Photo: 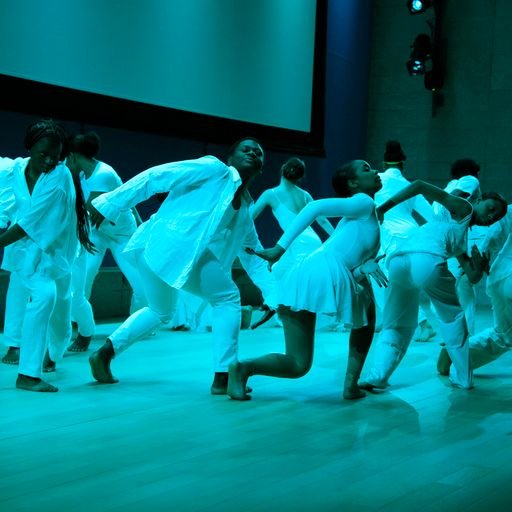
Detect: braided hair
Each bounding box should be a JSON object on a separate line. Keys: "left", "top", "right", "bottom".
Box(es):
{"left": 25, "top": 120, "right": 94, "bottom": 253}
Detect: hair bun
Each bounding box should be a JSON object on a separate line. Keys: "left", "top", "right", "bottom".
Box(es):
{"left": 282, "top": 157, "right": 305, "bottom": 182}
{"left": 384, "top": 140, "right": 406, "bottom": 163}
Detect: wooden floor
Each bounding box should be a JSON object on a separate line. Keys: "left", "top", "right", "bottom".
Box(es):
{"left": 1, "top": 308, "right": 512, "bottom": 512}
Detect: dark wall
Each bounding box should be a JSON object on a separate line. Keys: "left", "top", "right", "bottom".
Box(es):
{"left": 0, "top": 1, "right": 372, "bottom": 255}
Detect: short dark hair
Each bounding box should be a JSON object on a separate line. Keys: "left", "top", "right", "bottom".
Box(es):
{"left": 68, "top": 131, "right": 101, "bottom": 159}
{"left": 451, "top": 158, "right": 480, "bottom": 179}
{"left": 481, "top": 191, "right": 508, "bottom": 220}
{"left": 227, "top": 136, "right": 263, "bottom": 158}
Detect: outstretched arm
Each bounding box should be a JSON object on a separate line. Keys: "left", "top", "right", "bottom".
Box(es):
{"left": 248, "top": 195, "right": 374, "bottom": 265}
{"left": 378, "top": 180, "right": 472, "bottom": 221}
{"left": 252, "top": 190, "right": 272, "bottom": 220}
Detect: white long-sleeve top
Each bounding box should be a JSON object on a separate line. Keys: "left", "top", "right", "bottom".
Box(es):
{"left": 278, "top": 194, "right": 380, "bottom": 270}
{"left": 0, "top": 157, "right": 78, "bottom": 278}
{"left": 374, "top": 167, "right": 433, "bottom": 255}
{"left": 481, "top": 205, "right": 512, "bottom": 287}
{"left": 92, "top": 156, "right": 277, "bottom": 306}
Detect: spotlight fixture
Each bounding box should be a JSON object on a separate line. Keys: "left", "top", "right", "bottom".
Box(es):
{"left": 406, "top": 33, "right": 432, "bottom": 76}
{"left": 407, "top": 0, "right": 432, "bottom": 15}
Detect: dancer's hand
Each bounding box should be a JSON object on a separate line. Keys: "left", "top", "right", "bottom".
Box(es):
{"left": 245, "top": 245, "right": 285, "bottom": 267}
{"left": 250, "top": 305, "right": 276, "bottom": 330}
{"left": 89, "top": 205, "right": 106, "bottom": 228}
{"left": 471, "top": 245, "right": 491, "bottom": 274}
{"left": 358, "top": 254, "right": 388, "bottom": 287}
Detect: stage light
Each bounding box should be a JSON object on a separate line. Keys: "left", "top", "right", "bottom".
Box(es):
{"left": 406, "top": 34, "right": 432, "bottom": 76}
{"left": 407, "top": 0, "right": 432, "bottom": 15}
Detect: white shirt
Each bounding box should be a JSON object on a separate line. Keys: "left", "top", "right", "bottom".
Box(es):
{"left": 374, "top": 167, "right": 433, "bottom": 255}
{"left": 393, "top": 206, "right": 473, "bottom": 261}
{"left": 80, "top": 161, "right": 137, "bottom": 239}
{"left": 92, "top": 156, "right": 277, "bottom": 306}
{"left": 482, "top": 205, "right": 512, "bottom": 287}
{"left": 0, "top": 157, "right": 78, "bottom": 278}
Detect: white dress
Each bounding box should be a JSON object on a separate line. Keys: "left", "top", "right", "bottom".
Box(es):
{"left": 277, "top": 194, "right": 380, "bottom": 328}
{"left": 270, "top": 190, "right": 322, "bottom": 279}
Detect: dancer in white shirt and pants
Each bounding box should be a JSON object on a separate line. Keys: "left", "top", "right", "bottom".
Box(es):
{"left": 437, "top": 204, "right": 512, "bottom": 373}
{"left": 0, "top": 120, "right": 94, "bottom": 391}
{"left": 65, "top": 132, "right": 143, "bottom": 352}
{"left": 360, "top": 181, "right": 507, "bottom": 391}
{"left": 88, "top": 138, "right": 276, "bottom": 394}
{"left": 373, "top": 141, "right": 434, "bottom": 340}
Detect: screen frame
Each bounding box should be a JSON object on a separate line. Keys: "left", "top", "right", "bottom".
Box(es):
{"left": 0, "top": 1, "right": 327, "bottom": 155}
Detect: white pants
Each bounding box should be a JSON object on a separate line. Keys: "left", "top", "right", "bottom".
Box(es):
{"left": 110, "top": 249, "right": 241, "bottom": 372}
{"left": 71, "top": 230, "right": 146, "bottom": 337}
{"left": 2, "top": 272, "right": 26, "bottom": 348}
{"left": 364, "top": 253, "right": 472, "bottom": 388}
{"left": 448, "top": 257, "right": 477, "bottom": 335}
{"left": 10, "top": 271, "right": 72, "bottom": 378}
{"left": 469, "top": 275, "right": 512, "bottom": 369}
{"left": 373, "top": 257, "right": 434, "bottom": 327}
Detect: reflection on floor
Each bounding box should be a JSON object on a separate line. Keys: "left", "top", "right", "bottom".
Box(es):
{"left": 1, "top": 306, "right": 511, "bottom": 512}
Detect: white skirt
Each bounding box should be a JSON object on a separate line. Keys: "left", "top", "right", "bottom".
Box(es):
{"left": 277, "top": 247, "right": 372, "bottom": 329}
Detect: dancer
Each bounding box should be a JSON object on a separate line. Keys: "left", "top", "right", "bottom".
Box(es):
{"left": 437, "top": 204, "right": 512, "bottom": 374}
{"left": 228, "top": 160, "right": 387, "bottom": 401}
{"left": 433, "top": 158, "right": 483, "bottom": 336}
{"left": 65, "top": 131, "right": 144, "bottom": 352}
{"left": 252, "top": 157, "right": 334, "bottom": 329}
{"left": 373, "top": 141, "right": 435, "bottom": 341}
{"left": 87, "top": 138, "right": 277, "bottom": 394}
{"left": 0, "top": 119, "right": 93, "bottom": 391}
{"left": 360, "top": 180, "right": 507, "bottom": 391}
{"left": 252, "top": 156, "right": 334, "bottom": 273}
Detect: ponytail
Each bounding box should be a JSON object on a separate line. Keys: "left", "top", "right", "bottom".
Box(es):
{"left": 71, "top": 173, "right": 95, "bottom": 253}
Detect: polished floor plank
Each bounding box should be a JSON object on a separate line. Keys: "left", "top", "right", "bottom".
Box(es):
{"left": 1, "top": 308, "right": 512, "bottom": 512}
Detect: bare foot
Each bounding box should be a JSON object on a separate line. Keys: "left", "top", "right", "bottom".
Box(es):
{"left": 42, "top": 351, "right": 56, "bottom": 373}
{"left": 2, "top": 347, "right": 20, "bottom": 365}
{"left": 227, "top": 363, "right": 251, "bottom": 400}
{"left": 343, "top": 374, "right": 367, "bottom": 399}
{"left": 343, "top": 386, "right": 367, "bottom": 400}
{"left": 68, "top": 334, "right": 92, "bottom": 353}
{"left": 358, "top": 380, "right": 388, "bottom": 392}
{"left": 437, "top": 348, "right": 451, "bottom": 376}
{"left": 415, "top": 321, "right": 436, "bottom": 342}
{"left": 16, "top": 374, "right": 58, "bottom": 392}
{"left": 89, "top": 340, "right": 118, "bottom": 383}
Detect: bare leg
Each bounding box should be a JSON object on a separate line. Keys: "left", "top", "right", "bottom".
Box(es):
{"left": 344, "top": 302, "right": 376, "bottom": 400}
{"left": 228, "top": 307, "right": 316, "bottom": 400}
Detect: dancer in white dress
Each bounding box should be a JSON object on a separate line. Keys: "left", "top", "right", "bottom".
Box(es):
{"left": 87, "top": 138, "right": 277, "bottom": 394}
{"left": 252, "top": 157, "right": 334, "bottom": 278}
{"left": 360, "top": 181, "right": 507, "bottom": 391}
{"left": 65, "top": 132, "right": 143, "bottom": 352}
{"left": 437, "top": 204, "right": 512, "bottom": 374}
{"left": 0, "top": 120, "right": 93, "bottom": 391}
{"left": 228, "top": 160, "right": 388, "bottom": 401}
